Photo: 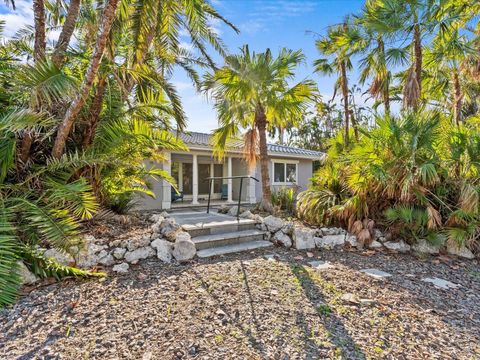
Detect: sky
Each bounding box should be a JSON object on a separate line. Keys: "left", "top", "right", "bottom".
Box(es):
{"left": 0, "top": 0, "right": 367, "bottom": 133}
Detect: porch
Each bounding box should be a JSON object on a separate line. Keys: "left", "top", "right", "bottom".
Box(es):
{"left": 145, "top": 151, "right": 258, "bottom": 210}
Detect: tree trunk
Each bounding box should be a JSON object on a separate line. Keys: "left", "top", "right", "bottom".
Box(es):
{"left": 413, "top": 22, "right": 422, "bottom": 106}
{"left": 340, "top": 60, "right": 350, "bottom": 146}
{"left": 349, "top": 110, "right": 359, "bottom": 140}
{"left": 33, "top": 0, "right": 46, "bottom": 62}
{"left": 19, "top": 0, "right": 46, "bottom": 164}
{"left": 453, "top": 69, "right": 462, "bottom": 126}
{"left": 255, "top": 105, "right": 273, "bottom": 212}
{"left": 378, "top": 36, "right": 390, "bottom": 116}
{"left": 82, "top": 76, "right": 107, "bottom": 148}
{"left": 52, "top": 0, "right": 119, "bottom": 159}
{"left": 52, "top": 0, "right": 81, "bottom": 68}
{"left": 278, "top": 127, "right": 284, "bottom": 145}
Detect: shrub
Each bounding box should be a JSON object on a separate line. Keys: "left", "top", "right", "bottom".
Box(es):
{"left": 271, "top": 186, "right": 298, "bottom": 214}
{"left": 297, "top": 110, "right": 480, "bottom": 251}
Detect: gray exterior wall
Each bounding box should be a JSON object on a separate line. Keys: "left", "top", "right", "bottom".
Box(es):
{"left": 136, "top": 152, "right": 315, "bottom": 210}
{"left": 254, "top": 157, "right": 313, "bottom": 202}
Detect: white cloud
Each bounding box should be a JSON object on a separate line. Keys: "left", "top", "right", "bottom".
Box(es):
{"left": 0, "top": 0, "right": 33, "bottom": 39}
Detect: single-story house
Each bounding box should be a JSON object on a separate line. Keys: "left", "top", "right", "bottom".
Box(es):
{"left": 137, "top": 131, "right": 324, "bottom": 210}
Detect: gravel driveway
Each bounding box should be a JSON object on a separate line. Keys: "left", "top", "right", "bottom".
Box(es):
{"left": 1, "top": 248, "right": 479, "bottom": 359}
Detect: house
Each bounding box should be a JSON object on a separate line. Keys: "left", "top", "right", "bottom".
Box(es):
{"left": 137, "top": 131, "right": 324, "bottom": 210}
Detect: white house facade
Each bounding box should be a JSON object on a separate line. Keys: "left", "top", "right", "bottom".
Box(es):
{"left": 136, "top": 132, "right": 324, "bottom": 210}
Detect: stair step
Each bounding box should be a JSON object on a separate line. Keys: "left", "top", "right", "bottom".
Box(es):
{"left": 197, "top": 240, "right": 274, "bottom": 258}
{"left": 192, "top": 229, "right": 266, "bottom": 250}
{"left": 182, "top": 218, "right": 257, "bottom": 237}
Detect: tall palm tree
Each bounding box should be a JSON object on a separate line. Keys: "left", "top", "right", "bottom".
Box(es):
{"left": 366, "top": 0, "right": 440, "bottom": 110}
{"left": 314, "top": 21, "right": 363, "bottom": 145}
{"left": 424, "top": 29, "right": 474, "bottom": 125}
{"left": 203, "top": 46, "right": 317, "bottom": 211}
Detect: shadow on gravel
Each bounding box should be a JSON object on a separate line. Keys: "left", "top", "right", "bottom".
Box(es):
{"left": 192, "top": 261, "right": 268, "bottom": 358}
{"left": 290, "top": 263, "right": 366, "bottom": 359}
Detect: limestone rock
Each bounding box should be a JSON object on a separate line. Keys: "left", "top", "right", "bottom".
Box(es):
{"left": 252, "top": 214, "right": 264, "bottom": 223}
{"left": 369, "top": 240, "right": 383, "bottom": 249}
{"left": 263, "top": 216, "right": 284, "bottom": 233}
{"left": 281, "top": 222, "right": 294, "bottom": 236}
{"left": 292, "top": 227, "right": 316, "bottom": 250}
{"left": 384, "top": 240, "right": 411, "bottom": 252}
{"left": 98, "top": 251, "right": 115, "bottom": 266}
{"left": 172, "top": 239, "right": 196, "bottom": 262}
{"left": 412, "top": 239, "right": 440, "bottom": 255}
{"left": 159, "top": 218, "right": 181, "bottom": 241}
{"left": 372, "top": 229, "right": 384, "bottom": 240}
{"left": 112, "top": 247, "right": 127, "bottom": 260}
{"left": 17, "top": 261, "right": 38, "bottom": 285}
{"left": 272, "top": 231, "right": 292, "bottom": 248}
{"left": 175, "top": 231, "right": 191, "bottom": 242}
{"left": 43, "top": 248, "right": 75, "bottom": 266}
{"left": 159, "top": 211, "right": 170, "bottom": 218}
{"left": 112, "top": 263, "right": 129, "bottom": 274}
{"left": 447, "top": 243, "right": 474, "bottom": 259}
{"left": 217, "top": 205, "right": 229, "bottom": 214}
{"left": 149, "top": 214, "right": 164, "bottom": 223}
{"left": 76, "top": 242, "right": 108, "bottom": 268}
{"left": 239, "top": 210, "right": 254, "bottom": 219}
{"left": 127, "top": 235, "right": 151, "bottom": 251}
{"left": 315, "top": 234, "right": 345, "bottom": 249}
{"left": 124, "top": 246, "right": 156, "bottom": 264}
{"left": 151, "top": 238, "right": 173, "bottom": 263}
{"left": 345, "top": 235, "right": 358, "bottom": 247}
{"left": 228, "top": 206, "right": 246, "bottom": 217}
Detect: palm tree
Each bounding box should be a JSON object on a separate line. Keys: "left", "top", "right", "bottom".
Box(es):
{"left": 314, "top": 21, "right": 363, "bottom": 145}
{"left": 203, "top": 46, "right": 317, "bottom": 211}
{"left": 424, "top": 28, "right": 474, "bottom": 124}
{"left": 365, "top": 0, "right": 440, "bottom": 109}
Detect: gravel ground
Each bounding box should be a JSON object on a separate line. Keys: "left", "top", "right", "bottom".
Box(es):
{"left": 1, "top": 247, "right": 479, "bottom": 360}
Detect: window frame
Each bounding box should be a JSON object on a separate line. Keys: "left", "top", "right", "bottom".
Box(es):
{"left": 271, "top": 160, "right": 298, "bottom": 185}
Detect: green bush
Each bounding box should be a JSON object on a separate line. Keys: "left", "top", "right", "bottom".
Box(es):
{"left": 271, "top": 187, "right": 298, "bottom": 214}
{"left": 297, "top": 110, "right": 480, "bottom": 251}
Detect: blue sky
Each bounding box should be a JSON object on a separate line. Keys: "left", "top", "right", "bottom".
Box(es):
{"left": 175, "top": 0, "right": 366, "bottom": 132}
{"left": 1, "top": 0, "right": 367, "bottom": 132}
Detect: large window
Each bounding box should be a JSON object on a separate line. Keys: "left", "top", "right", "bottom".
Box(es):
{"left": 272, "top": 161, "right": 297, "bottom": 184}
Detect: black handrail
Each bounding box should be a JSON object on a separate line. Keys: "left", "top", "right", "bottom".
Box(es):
{"left": 203, "top": 175, "right": 259, "bottom": 219}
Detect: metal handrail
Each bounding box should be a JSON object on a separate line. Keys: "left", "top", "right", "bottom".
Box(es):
{"left": 203, "top": 175, "right": 259, "bottom": 219}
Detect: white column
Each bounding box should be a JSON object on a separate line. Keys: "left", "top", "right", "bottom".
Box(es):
{"left": 227, "top": 156, "right": 233, "bottom": 203}
{"left": 178, "top": 162, "right": 183, "bottom": 192}
{"left": 210, "top": 163, "right": 215, "bottom": 194}
{"left": 161, "top": 152, "right": 172, "bottom": 209}
{"left": 192, "top": 154, "right": 199, "bottom": 204}
{"left": 247, "top": 166, "right": 256, "bottom": 204}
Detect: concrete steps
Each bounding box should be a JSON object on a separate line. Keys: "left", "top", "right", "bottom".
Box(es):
{"left": 197, "top": 240, "right": 274, "bottom": 258}
{"left": 192, "top": 229, "right": 267, "bottom": 250}
{"left": 171, "top": 211, "right": 272, "bottom": 257}
{"left": 182, "top": 218, "right": 257, "bottom": 237}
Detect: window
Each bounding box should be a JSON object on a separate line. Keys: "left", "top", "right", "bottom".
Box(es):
{"left": 272, "top": 161, "right": 297, "bottom": 184}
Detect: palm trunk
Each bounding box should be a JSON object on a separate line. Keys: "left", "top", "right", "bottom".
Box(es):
{"left": 33, "top": 0, "right": 46, "bottom": 62}
{"left": 453, "top": 69, "right": 462, "bottom": 125}
{"left": 52, "top": 0, "right": 119, "bottom": 159}
{"left": 278, "top": 127, "right": 284, "bottom": 145}
{"left": 413, "top": 22, "right": 422, "bottom": 106}
{"left": 19, "top": 0, "right": 46, "bottom": 164}
{"left": 255, "top": 104, "right": 272, "bottom": 211}
{"left": 82, "top": 76, "right": 107, "bottom": 148}
{"left": 340, "top": 60, "right": 350, "bottom": 146}
{"left": 378, "top": 36, "right": 390, "bottom": 116}
{"left": 51, "top": 0, "right": 81, "bottom": 68}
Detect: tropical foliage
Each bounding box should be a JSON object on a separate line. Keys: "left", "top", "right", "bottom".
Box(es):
{"left": 0, "top": 0, "right": 235, "bottom": 306}
{"left": 203, "top": 45, "right": 318, "bottom": 210}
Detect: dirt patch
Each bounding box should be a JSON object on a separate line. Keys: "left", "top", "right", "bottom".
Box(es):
{"left": 2, "top": 248, "right": 479, "bottom": 359}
